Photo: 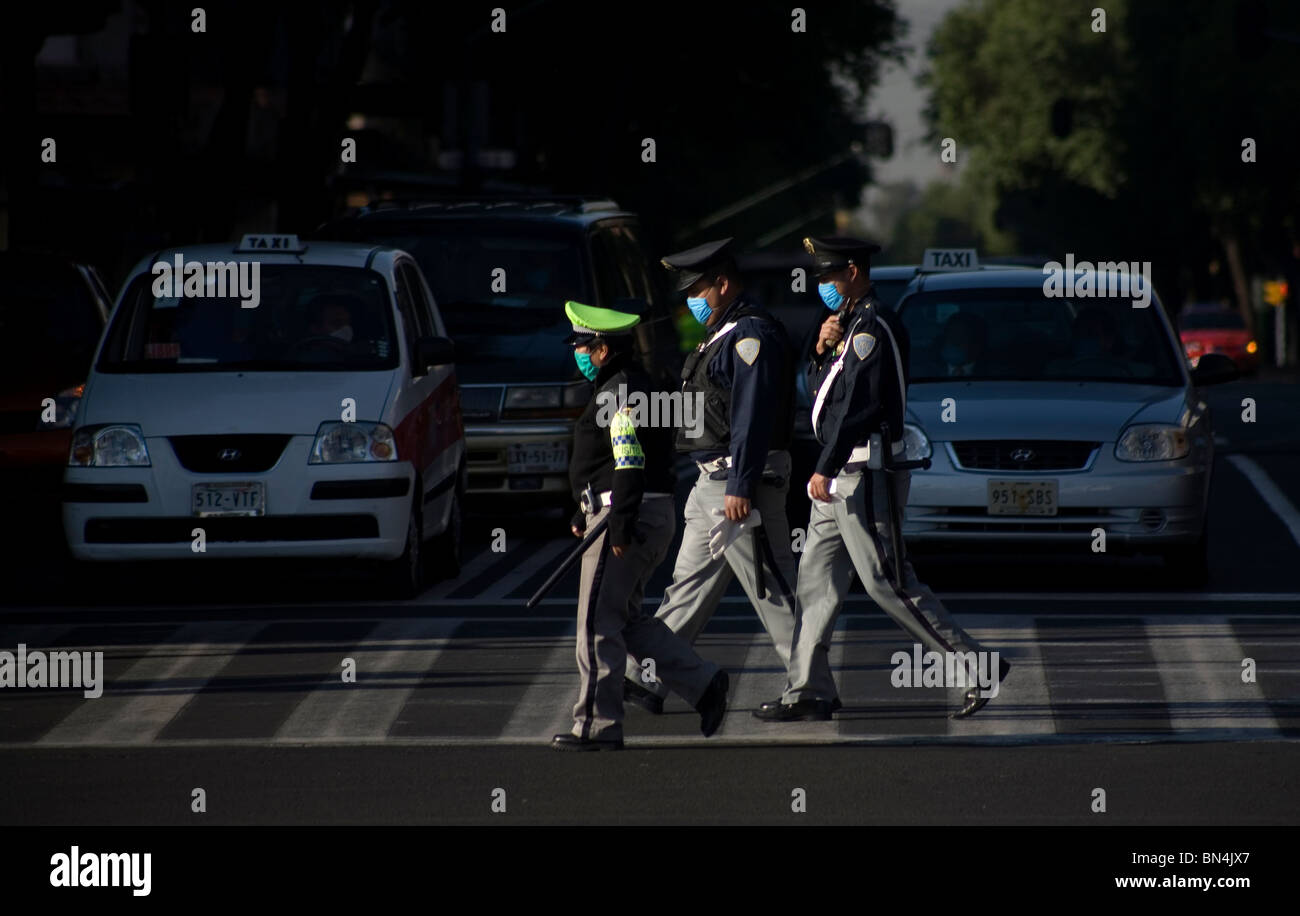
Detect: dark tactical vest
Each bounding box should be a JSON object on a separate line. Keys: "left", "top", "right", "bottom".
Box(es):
{"left": 677, "top": 303, "right": 794, "bottom": 454}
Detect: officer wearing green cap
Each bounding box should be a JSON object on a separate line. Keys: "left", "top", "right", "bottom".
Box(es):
{"left": 554, "top": 300, "right": 729, "bottom": 750}
{"left": 753, "top": 237, "right": 1010, "bottom": 721}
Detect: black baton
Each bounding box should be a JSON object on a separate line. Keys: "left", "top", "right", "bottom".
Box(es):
{"left": 525, "top": 516, "right": 609, "bottom": 609}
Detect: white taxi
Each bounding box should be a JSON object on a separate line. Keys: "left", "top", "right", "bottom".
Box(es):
{"left": 62, "top": 235, "right": 464, "bottom": 596}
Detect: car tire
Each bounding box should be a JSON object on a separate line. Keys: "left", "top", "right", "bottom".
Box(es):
{"left": 1160, "top": 527, "right": 1208, "bottom": 588}
{"left": 429, "top": 481, "right": 463, "bottom": 583}
{"left": 381, "top": 494, "right": 424, "bottom": 599}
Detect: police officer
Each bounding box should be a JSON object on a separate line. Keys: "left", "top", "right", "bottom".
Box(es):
{"left": 754, "top": 237, "right": 1011, "bottom": 721}
{"left": 556, "top": 300, "right": 729, "bottom": 750}
{"left": 622, "top": 238, "right": 800, "bottom": 714}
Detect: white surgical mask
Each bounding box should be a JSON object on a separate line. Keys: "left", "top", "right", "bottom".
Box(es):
{"left": 330, "top": 326, "right": 354, "bottom": 343}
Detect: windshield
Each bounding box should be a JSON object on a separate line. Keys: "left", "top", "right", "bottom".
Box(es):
{"left": 99, "top": 265, "right": 398, "bottom": 372}
{"left": 339, "top": 222, "right": 589, "bottom": 382}
{"left": 898, "top": 288, "right": 1185, "bottom": 385}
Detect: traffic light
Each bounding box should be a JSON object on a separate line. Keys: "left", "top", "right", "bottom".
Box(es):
{"left": 1263, "top": 280, "right": 1288, "bottom": 306}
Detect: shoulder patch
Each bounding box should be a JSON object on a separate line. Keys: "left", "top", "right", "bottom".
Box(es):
{"left": 735, "top": 337, "right": 761, "bottom": 365}
{"left": 852, "top": 333, "right": 876, "bottom": 360}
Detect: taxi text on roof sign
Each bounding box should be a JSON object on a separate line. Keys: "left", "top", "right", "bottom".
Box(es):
{"left": 922, "top": 248, "right": 980, "bottom": 271}
{"left": 237, "top": 234, "right": 307, "bottom": 253}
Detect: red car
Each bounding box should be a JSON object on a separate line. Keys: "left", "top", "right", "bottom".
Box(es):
{"left": 1178, "top": 306, "right": 1259, "bottom": 375}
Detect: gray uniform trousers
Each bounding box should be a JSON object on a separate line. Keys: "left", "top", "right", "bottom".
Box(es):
{"left": 571, "top": 497, "right": 720, "bottom": 741}
{"left": 783, "top": 465, "right": 987, "bottom": 705}
{"left": 624, "top": 450, "right": 799, "bottom": 700}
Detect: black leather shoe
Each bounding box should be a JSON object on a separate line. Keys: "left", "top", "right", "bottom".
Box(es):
{"left": 551, "top": 733, "right": 624, "bottom": 751}
{"left": 752, "top": 698, "right": 833, "bottom": 721}
{"left": 757, "top": 696, "right": 841, "bottom": 715}
{"left": 696, "top": 670, "right": 729, "bottom": 737}
{"left": 624, "top": 679, "right": 665, "bottom": 715}
{"left": 951, "top": 658, "right": 1012, "bottom": 719}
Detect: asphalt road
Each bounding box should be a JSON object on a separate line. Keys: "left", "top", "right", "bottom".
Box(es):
{"left": 1, "top": 376, "right": 1297, "bottom": 827}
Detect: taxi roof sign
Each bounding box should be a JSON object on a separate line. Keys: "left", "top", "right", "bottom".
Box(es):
{"left": 921, "top": 248, "right": 979, "bottom": 271}
{"left": 236, "top": 234, "right": 306, "bottom": 253}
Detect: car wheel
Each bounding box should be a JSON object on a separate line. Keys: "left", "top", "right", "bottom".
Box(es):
{"left": 381, "top": 495, "right": 424, "bottom": 599}
{"left": 429, "top": 484, "right": 463, "bottom": 582}
{"left": 1160, "top": 528, "right": 1208, "bottom": 588}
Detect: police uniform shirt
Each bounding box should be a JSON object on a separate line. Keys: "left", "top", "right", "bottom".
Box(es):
{"left": 807, "top": 293, "right": 911, "bottom": 478}
{"left": 569, "top": 352, "right": 675, "bottom": 547}
{"left": 688, "top": 292, "right": 793, "bottom": 500}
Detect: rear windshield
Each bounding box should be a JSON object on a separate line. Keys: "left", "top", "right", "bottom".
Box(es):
{"left": 898, "top": 288, "right": 1185, "bottom": 385}
{"left": 99, "top": 264, "right": 398, "bottom": 372}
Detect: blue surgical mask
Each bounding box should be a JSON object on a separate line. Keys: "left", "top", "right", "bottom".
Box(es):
{"left": 818, "top": 282, "right": 843, "bottom": 311}
{"left": 687, "top": 296, "right": 712, "bottom": 325}
{"left": 941, "top": 344, "right": 968, "bottom": 367}
{"left": 574, "top": 350, "right": 599, "bottom": 381}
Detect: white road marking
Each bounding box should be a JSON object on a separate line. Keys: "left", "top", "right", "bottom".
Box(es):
{"left": 38, "top": 621, "right": 260, "bottom": 745}
{"left": 421, "top": 537, "right": 527, "bottom": 599}
{"left": 1146, "top": 616, "right": 1280, "bottom": 735}
{"left": 947, "top": 616, "right": 1056, "bottom": 738}
{"left": 477, "top": 538, "right": 574, "bottom": 600}
{"left": 497, "top": 629, "right": 579, "bottom": 741}
{"left": 276, "top": 618, "right": 461, "bottom": 740}
{"left": 1227, "top": 454, "right": 1300, "bottom": 550}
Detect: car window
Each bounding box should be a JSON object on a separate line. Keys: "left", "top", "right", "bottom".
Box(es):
{"left": 99, "top": 265, "right": 398, "bottom": 372}
{"left": 392, "top": 266, "right": 423, "bottom": 367}
{"left": 590, "top": 228, "right": 631, "bottom": 305}
{"left": 1179, "top": 311, "right": 1245, "bottom": 330}
{"left": 608, "top": 225, "right": 651, "bottom": 302}
{"left": 399, "top": 262, "right": 435, "bottom": 338}
{"left": 898, "top": 288, "right": 1184, "bottom": 385}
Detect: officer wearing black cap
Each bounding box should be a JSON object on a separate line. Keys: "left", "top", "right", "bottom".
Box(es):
{"left": 556, "top": 300, "right": 729, "bottom": 750}
{"left": 754, "top": 237, "right": 1010, "bottom": 721}
{"left": 622, "top": 238, "right": 800, "bottom": 713}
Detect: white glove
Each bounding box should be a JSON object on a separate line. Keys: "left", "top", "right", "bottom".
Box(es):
{"left": 707, "top": 507, "right": 764, "bottom": 560}
{"left": 807, "top": 478, "right": 845, "bottom": 502}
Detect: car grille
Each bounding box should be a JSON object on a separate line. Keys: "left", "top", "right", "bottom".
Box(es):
{"left": 458, "top": 386, "right": 504, "bottom": 421}
{"left": 169, "top": 435, "right": 292, "bottom": 473}
{"left": 950, "top": 440, "right": 1099, "bottom": 471}
{"left": 84, "top": 515, "right": 379, "bottom": 543}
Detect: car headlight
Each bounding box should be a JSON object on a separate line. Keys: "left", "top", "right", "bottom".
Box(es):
{"left": 309, "top": 422, "right": 398, "bottom": 463}
{"left": 1115, "top": 425, "right": 1189, "bottom": 462}
{"left": 504, "top": 386, "right": 562, "bottom": 410}
{"left": 41, "top": 385, "right": 84, "bottom": 430}
{"left": 69, "top": 424, "right": 151, "bottom": 467}
{"left": 902, "top": 422, "right": 932, "bottom": 461}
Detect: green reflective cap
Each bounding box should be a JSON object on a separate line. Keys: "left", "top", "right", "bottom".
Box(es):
{"left": 564, "top": 300, "right": 640, "bottom": 345}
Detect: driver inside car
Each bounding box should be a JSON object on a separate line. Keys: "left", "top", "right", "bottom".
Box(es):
{"left": 305, "top": 295, "right": 357, "bottom": 343}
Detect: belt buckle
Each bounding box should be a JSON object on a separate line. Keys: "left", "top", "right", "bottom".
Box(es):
{"left": 580, "top": 484, "right": 597, "bottom": 514}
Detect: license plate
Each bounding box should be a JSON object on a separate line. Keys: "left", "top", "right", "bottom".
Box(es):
{"left": 507, "top": 442, "right": 568, "bottom": 473}
{"left": 192, "top": 482, "right": 265, "bottom": 517}
{"left": 987, "top": 480, "right": 1057, "bottom": 516}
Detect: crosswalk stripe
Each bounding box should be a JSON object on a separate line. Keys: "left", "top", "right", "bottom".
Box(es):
{"left": 275, "top": 618, "right": 462, "bottom": 740}
{"left": 946, "top": 616, "right": 1056, "bottom": 738}
{"left": 718, "top": 632, "right": 786, "bottom": 737}
{"left": 422, "top": 542, "right": 515, "bottom": 599}
{"left": 497, "top": 629, "right": 579, "bottom": 740}
{"left": 480, "top": 539, "right": 573, "bottom": 600}
{"left": 38, "top": 621, "right": 261, "bottom": 745}
{"left": 1146, "top": 616, "right": 1280, "bottom": 736}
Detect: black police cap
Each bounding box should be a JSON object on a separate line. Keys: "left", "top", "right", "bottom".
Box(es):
{"left": 660, "top": 237, "right": 735, "bottom": 292}
{"left": 804, "top": 236, "right": 882, "bottom": 278}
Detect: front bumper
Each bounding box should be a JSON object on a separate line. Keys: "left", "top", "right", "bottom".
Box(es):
{"left": 902, "top": 442, "right": 1208, "bottom": 552}
{"left": 464, "top": 422, "right": 573, "bottom": 498}
{"left": 62, "top": 435, "right": 414, "bottom": 561}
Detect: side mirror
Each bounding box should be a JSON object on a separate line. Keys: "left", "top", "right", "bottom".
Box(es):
{"left": 417, "top": 336, "right": 456, "bottom": 368}
{"left": 1189, "top": 352, "right": 1238, "bottom": 386}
